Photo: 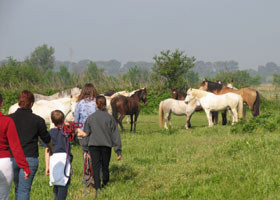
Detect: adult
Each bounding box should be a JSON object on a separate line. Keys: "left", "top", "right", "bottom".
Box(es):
{"left": 84, "top": 96, "right": 122, "bottom": 197}
{"left": 9, "top": 90, "right": 53, "bottom": 200}
{"left": 74, "top": 83, "right": 98, "bottom": 153}
{"left": 0, "top": 93, "right": 31, "bottom": 200}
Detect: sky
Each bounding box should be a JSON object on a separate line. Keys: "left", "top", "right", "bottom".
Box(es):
{"left": 0, "top": 0, "right": 279, "bottom": 69}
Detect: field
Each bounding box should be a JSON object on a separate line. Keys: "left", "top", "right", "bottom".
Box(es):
{"left": 8, "top": 108, "right": 280, "bottom": 200}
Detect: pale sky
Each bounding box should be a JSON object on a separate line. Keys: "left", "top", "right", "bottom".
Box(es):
{"left": 0, "top": 0, "right": 279, "bottom": 69}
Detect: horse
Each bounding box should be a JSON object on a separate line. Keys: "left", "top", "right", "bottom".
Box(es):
{"left": 9, "top": 97, "right": 77, "bottom": 128}
{"left": 34, "top": 87, "right": 81, "bottom": 101}
{"left": 172, "top": 88, "right": 187, "bottom": 100}
{"left": 103, "top": 90, "right": 116, "bottom": 96}
{"left": 159, "top": 98, "right": 200, "bottom": 129}
{"left": 185, "top": 88, "right": 243, "bottom": 127}
{"left": 111, "top": 88, "right": 148, "bottom": 132}
{"left": 200, "top": 80, "right": 260, "bottom": 119}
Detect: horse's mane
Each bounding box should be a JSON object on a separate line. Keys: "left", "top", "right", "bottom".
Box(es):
{"left": 201, "top": 80, "right": 223, "bottom": 91}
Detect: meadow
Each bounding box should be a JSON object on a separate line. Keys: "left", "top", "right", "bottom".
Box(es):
{"left": 8, "top": 107, "right": 280, "bottom": 200}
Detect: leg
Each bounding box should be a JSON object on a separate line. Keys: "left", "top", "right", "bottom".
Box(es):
{"left": 53, "top": 185, "right": 58, "bottom": 200}
{"left": 205, "top": 110, "right": 214, "bottom": 127}
{"left": 164, "top": 112, "right": 169, "bottom": 129}
{"left": 212, "top": 112, "right": 218, "bottom": 124}
{"left": 134, "top": 112, "right": 139, "bottom": 133}
{"left": 130, "top": 114, "right": 133, "bottom": 132}
{"left": 185, "top": 113, "right": 193, "bottom": 129}
{"left": 55, "top": 180, "right": 70, "bottom": 200}
{"left": 13, "top": 157, "right": 39, "bottom": 200}
{"left": 101, "top": 147, "right": 112, "bottom": 187}
{"left": 118, "top": 114, "right": 126, "bottom": 132}
{"left": 222, "top": 110, "right": 227, "bottom": 125}
{"left": 89, "top": 146, "right": 102, "bottom": 190}
{"left": 231, "top": 109, "right": 238, "bottom": 124}
{"left": 167, "top": 112, "right": 172, "bottom": 128}
{"left": 243, "top": 103, "right": 247, "bottom": 119}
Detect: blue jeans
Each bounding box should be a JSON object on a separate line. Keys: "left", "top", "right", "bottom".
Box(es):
{"left": 12, "top": 157, "right": 39, "bottom": 200}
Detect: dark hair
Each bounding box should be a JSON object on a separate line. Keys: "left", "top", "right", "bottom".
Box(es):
{"left": 77, "top": 83, "right": 98, "bottom": 102}
{"left": 51, "top": 110, "right": 65, "bottom": 126}
{"left": 96, "top": 96, "right": 106, "bottom": 111}
{"left": 18, "top": 90, "right": 35, "bottom": 109}
{"left": 0, "top": 93, "right": 2, "bottom": 105}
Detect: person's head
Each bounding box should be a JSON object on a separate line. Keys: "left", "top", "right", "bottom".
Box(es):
{"left": 0, "top": 93, "right": 3, "bottom": 109}
{"left": 96, "top": 95, "right": 106, "bottom": 111}
{"left": 77, "top": 83, "right": 98, "bottom": 102}
{"left": 18, "top": 90, "right": 35, "bottom": 109}
{"left": 51, "top": 110, "right": 65, "bottom": 127}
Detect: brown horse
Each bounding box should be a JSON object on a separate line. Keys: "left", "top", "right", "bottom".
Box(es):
{"left": 172, "top": 88, "right": 187, "bottom": 100}
{"left": 111, "top": 88, "right": 148, "bottom": 132}
{"left": 200, "top": 80, "right": 260, "bottom": 119}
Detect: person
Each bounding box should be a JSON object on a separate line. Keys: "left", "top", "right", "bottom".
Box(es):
{"left": 0, "top": 93, "right": 31, "bottom": 200}
{"left": 84, "top": 95, "right": 122, "bottom": 197}
{"left": 74, "top": 83, "right": 98, "bottom": 153}
{"left": 9, "top": 90, "right": 53, "bottom": 200}
{"left": 73, "top": 83, "right": 98, "bottom": 193}
{"left": 44, "top": 110, "right": 87, "bottom": 200}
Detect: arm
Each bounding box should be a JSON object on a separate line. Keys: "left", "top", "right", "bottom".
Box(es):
{"left": 81, "top": 119, "right": 91, "bottom": 153}
{"left": 45, "top": 148, "right": 50, "bottom": 176}
{"left": 7, "top": 119, "right": 31, "bottom": 177}
{"left": 76, "top": 128, "right": 87, "bottom": 137}
{"left": 37, "top": 118, "right": 53, "bottom": 155}
{"left": 110, "top": 118, "right": 122, "bottom": 159}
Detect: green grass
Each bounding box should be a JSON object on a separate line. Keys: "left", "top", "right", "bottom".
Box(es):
{"left": 9, "top": 112, "right": 280, "bottom": 200}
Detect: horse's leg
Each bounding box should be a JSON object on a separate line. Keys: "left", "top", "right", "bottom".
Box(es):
{"left": 130, "top": 114, "right": 133, "bottom": 132}
{"left": 168, "top": 112, "right": 172, "bottom": 128}
{"left": 118, "top": 114, "right": 126, "bottom": 132}
{"left": 243, "top": 103, "right": 247, "bottom": 119}
{"left": 185, "top": 113, "right": 193, "bottom": 129}
{"left": 231, "top": 108, "right": 238, "bottom": 124}
{"left": 212, "top": 112, "right": 218, "bottom": 124}
{"left": 205, "top": 110, "right": 214, "bottom": 127}
{"left": 164, "top": 112, "right": 169, "bottom": 129}
{"left": 134, "top": 113, "right": 139, "bottom": 133}
{"left": 222, "top": 110, "right": 227, "bottom": 125}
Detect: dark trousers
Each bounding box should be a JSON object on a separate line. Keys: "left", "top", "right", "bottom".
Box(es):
{"left": 89, "top": 146, "right": 112, "bottom": 189}
{"left": 53, "top": 179, "right": 70, "bottom": 200}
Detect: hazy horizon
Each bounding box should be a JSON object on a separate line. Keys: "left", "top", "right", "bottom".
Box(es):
{"left": 1, "top": 0, "right": 279, "bottom": 69}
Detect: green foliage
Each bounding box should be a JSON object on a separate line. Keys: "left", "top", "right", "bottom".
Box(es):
{"left": 215, "top": 70, "right": 261, "bottom": 88}
{"left": 28, "top": 44, "right": 55, "bottom": 73}
{"left": 153, "top": 49, "right": 196, "bottom": 89}
{"left": 273, "top": 73, "right": 280, "bottom": 86}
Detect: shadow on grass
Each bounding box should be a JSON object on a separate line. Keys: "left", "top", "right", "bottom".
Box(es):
{"left": 110, "top": 164, "right": 138, "bottom": 183}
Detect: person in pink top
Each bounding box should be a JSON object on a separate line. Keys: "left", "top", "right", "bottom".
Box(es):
{"left": 0, "top": 93, "right": 31, "bottom": 200}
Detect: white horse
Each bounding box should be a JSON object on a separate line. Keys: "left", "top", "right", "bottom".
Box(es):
{"left": 34, "top": 87, "right": 81, "bottom": 101}
{"left": 159, "top": 98, "right": 200, "bottom": 129}
{"left": 9, "top": 97, "right": 77, "bottom": 128}
{"left": 185, "top": 88, "right": 243, "bottom": 127}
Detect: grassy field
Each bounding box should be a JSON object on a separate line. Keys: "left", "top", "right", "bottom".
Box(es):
{"left": 8, "top": 109, "right": 280, "bottom": 200}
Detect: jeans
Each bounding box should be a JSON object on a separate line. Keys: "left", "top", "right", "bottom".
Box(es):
{"left": 53, "top": 179, "right": 70, "bottom": 200}
{"left": 89, "top": 146, "right": 111, "bottom": 189}
{"left": 12, "top": 157, "right": 39, "bottom": 200}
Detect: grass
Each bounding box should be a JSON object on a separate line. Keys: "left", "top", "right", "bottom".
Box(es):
{"left": 8, "top": 110, "right": 280, "bottom": 200}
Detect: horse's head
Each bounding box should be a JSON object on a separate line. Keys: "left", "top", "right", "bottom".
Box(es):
{"left": 172, "top": 88, "right": 178, "bottom": 99}
{"left": 140, "top": 88, "right": 148, "bottom": 105}
{"left": 185, "top": 88, "right": 194, "bottom": 104}
{"left": 199, "top": 80, "right": 208, "bottom": 91}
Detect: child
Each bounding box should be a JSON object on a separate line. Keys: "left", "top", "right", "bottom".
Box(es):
{"left": 84, "top": 95, "right": 122, "bottom": 197}
{"left": 44, "top": 110, "right": 86, "bottom": 200}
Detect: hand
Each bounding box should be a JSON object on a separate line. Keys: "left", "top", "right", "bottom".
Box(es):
{"left": 24, "top": 170, "right": 30, "bottom": 180}
{"left": 45, "top": 168, "right": 50, "bottom": 176}
{"left": 84, "top": 152, "right": 91, "bottom": 159}
{"left": 117, "top": 155, "right": 121, "bottom": 161}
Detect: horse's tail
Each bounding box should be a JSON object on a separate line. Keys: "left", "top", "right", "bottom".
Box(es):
{"left": 159, "top": 101, "right": 164, "bottom": 128}
{"left": 111, "top": 99, "right": 118, "bottom": 123}
{"left": 253, "top": 91, "right": 260, "bottom": 116}
{"left": 238, "top": 95, "right": 243, "bottom": 119}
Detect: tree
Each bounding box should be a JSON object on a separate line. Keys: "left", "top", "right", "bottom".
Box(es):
{"left": 273, "top": 74, "right": 280, "bottom": 86}
{"left": 153, "top": 49, "right": 195, "bottom": 89}
{"left": 29, "top": 44, "right": 55, "bottom": 73}
{"left": 84, "top": 61, "right": 104, "bottom": 82}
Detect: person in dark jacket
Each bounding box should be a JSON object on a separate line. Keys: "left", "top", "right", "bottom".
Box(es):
{"left": 84, "top": 95, "right": 122, "bottom": 197}
{"left": 9, "top": 90, "right": 53, "bottom": 200}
